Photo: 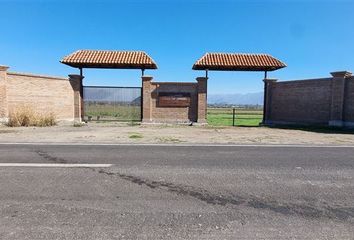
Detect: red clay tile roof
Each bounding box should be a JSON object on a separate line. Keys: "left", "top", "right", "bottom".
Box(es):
{"left": 61, "top": 50, "right": 157, "bottom": 69}
{"left": 193, "top": 53, "right": 286, "bottom": 71}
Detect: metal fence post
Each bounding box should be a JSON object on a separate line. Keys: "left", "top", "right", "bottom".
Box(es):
{"left": 232, "top": 108, "right": 236, "bottom": 126}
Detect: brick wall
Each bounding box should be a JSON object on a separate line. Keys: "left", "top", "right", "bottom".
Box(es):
{"left": 0, "top": 66, "right": 82, "bottom": 123}
{"left": 266, "top": 71, "right": 354, "bottom": 127}
{"left": 269, "top": 78, "right": 332, "bottom": 124}
{"left": 151, "top": 82, "right": 198, "bottom": 122}
{"left": 0, "top": 66, "right": 9, "bottom": 121}
{"left": 142, "top": 76, "right": 207, "bottom": 123}
{"left": 344, "top": 76, "right": 354, "bottom": 123}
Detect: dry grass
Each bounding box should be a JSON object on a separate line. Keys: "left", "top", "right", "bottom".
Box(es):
{"left": 7, "top": 105, "right": 57, "bottom": 127}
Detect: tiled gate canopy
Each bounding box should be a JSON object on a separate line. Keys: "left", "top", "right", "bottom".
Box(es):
{"left": 61, "top": 50, "right": 158, "bottom": 69}
{"left": 193, "top": 53, "right": 286, "bottom": 71}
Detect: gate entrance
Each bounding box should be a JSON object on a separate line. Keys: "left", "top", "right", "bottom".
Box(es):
{"left": 83, "top": 86, "right": 141, "bottom": 122}
{"left": 60, "top": 50, "right": 158, "bottom": 122}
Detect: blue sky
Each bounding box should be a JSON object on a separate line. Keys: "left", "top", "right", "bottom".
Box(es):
{"left": 1, "top": 0, "right": 353, "bottom": 94}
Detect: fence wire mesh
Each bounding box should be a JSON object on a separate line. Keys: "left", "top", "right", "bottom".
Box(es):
{"left": 83, "top": 86, "right": 141, "bottom": 121}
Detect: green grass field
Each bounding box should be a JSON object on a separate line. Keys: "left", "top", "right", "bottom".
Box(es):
{"left": 84, "top": 103, "right": 141, "bottom": 121}
{"left": 207, "top": 108, "right": 263, "bottom": 127}
{"left": 85, "top": 103, "right": 263, "bottom": 126}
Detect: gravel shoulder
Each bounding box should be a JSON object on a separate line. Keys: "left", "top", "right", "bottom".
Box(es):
{"left": 0, "top": 122, "right": 353, "bottom": 145}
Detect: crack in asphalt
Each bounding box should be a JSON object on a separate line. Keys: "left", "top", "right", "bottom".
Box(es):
{"left": 97, "top": 169, "right": 354, "bottom": 222}
{"left": 35, "top": 150, "right": 69, "bottom": 164}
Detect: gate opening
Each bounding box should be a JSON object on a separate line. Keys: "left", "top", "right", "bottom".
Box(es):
{"left": 83, "top": 86, "right": 142, "bottom": 122}
{"left": 60, "top": 50, "right": 158, "bottom": 122}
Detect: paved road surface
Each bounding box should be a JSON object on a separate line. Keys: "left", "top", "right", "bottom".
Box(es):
{"left": 0, "top": 144, "right": 353, "bottom": 239}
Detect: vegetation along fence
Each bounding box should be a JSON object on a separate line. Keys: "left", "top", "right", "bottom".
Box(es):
{"left": 207, "top": 107, "right": 263, "bottom": 126}
{"left": 83, "top": 86, "right": 142, "bottom": 122}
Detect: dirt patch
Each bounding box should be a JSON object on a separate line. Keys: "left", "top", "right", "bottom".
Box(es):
{"left": 0, "top": 123, "right": 353, "bottom": 145}
{"left": 0, "top": 129, "right": 16, "bottom": 134}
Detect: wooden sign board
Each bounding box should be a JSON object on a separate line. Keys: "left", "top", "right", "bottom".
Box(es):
{"left": 158, "top": 92, "right": 191, "bottom": 107}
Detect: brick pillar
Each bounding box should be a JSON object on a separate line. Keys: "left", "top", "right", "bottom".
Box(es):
{"left": 329, "top": 71, "right": 352, "bottom": 127}
{"left": 142, "top": 76, "right": 153, "bottom": 122}
{"left": 196, "top": 77, "right": 208, "bottom": 124}
{"left": 69, "top": 74, "right": 84, "bottom": 122}
{"left": 262, "top": 78, "right": 277, "bottom": 125}
{"left": 0, "top": 65, "right": 9, "bottom": 122}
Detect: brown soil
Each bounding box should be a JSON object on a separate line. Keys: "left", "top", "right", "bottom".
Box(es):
{"left": 0, "top": 122, "right": 353, "bottom": 145}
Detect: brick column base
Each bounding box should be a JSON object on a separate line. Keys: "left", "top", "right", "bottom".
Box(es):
{"left": 329, "top": 71, "right": 352, "bottom": 127}
{"left": 262, "top": 78, "right": 278, "bottom": 125}
{"left": 142, "top": 76, "right": 153, "bottom": 122}
{"left": 0, "top": 65, "right": 9, "bottom": 123}
{"left": 196, "top": 77, "right": 208, "bottom": 124}
{"left": 69, "top": 74, "right": 84, "bottom": 122}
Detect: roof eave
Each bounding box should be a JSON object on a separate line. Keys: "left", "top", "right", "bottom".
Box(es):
{"left": 60, "top": 61, "right": 158, "bottom": 70}
{"left": 192, "top": 65, "right": 286, "bottom": 72}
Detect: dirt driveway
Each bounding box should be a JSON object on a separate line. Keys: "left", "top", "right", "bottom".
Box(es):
{"left": 0, "top": 122, "right": 353, "bottom": 145}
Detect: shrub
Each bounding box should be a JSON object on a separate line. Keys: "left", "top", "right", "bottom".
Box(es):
{"left": 36, "top": 112, "right": 56, "bottom": 127}
{"left": 129, "top": 133, "right": 143, "bottom": 139}
{"left": 7, "top": 105, "right": 57, "bottom": 127}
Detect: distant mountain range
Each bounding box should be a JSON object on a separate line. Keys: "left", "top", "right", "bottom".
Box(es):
{"left": 208, "top": 92, "right": 263, "bottom": 105}
{"left": 84, "top": 87, "right": 264, "bottom": 106}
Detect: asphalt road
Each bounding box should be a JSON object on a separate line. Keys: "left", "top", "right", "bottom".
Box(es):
{"left": 0, "top": 144, "right": 353, "bottom": 239}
